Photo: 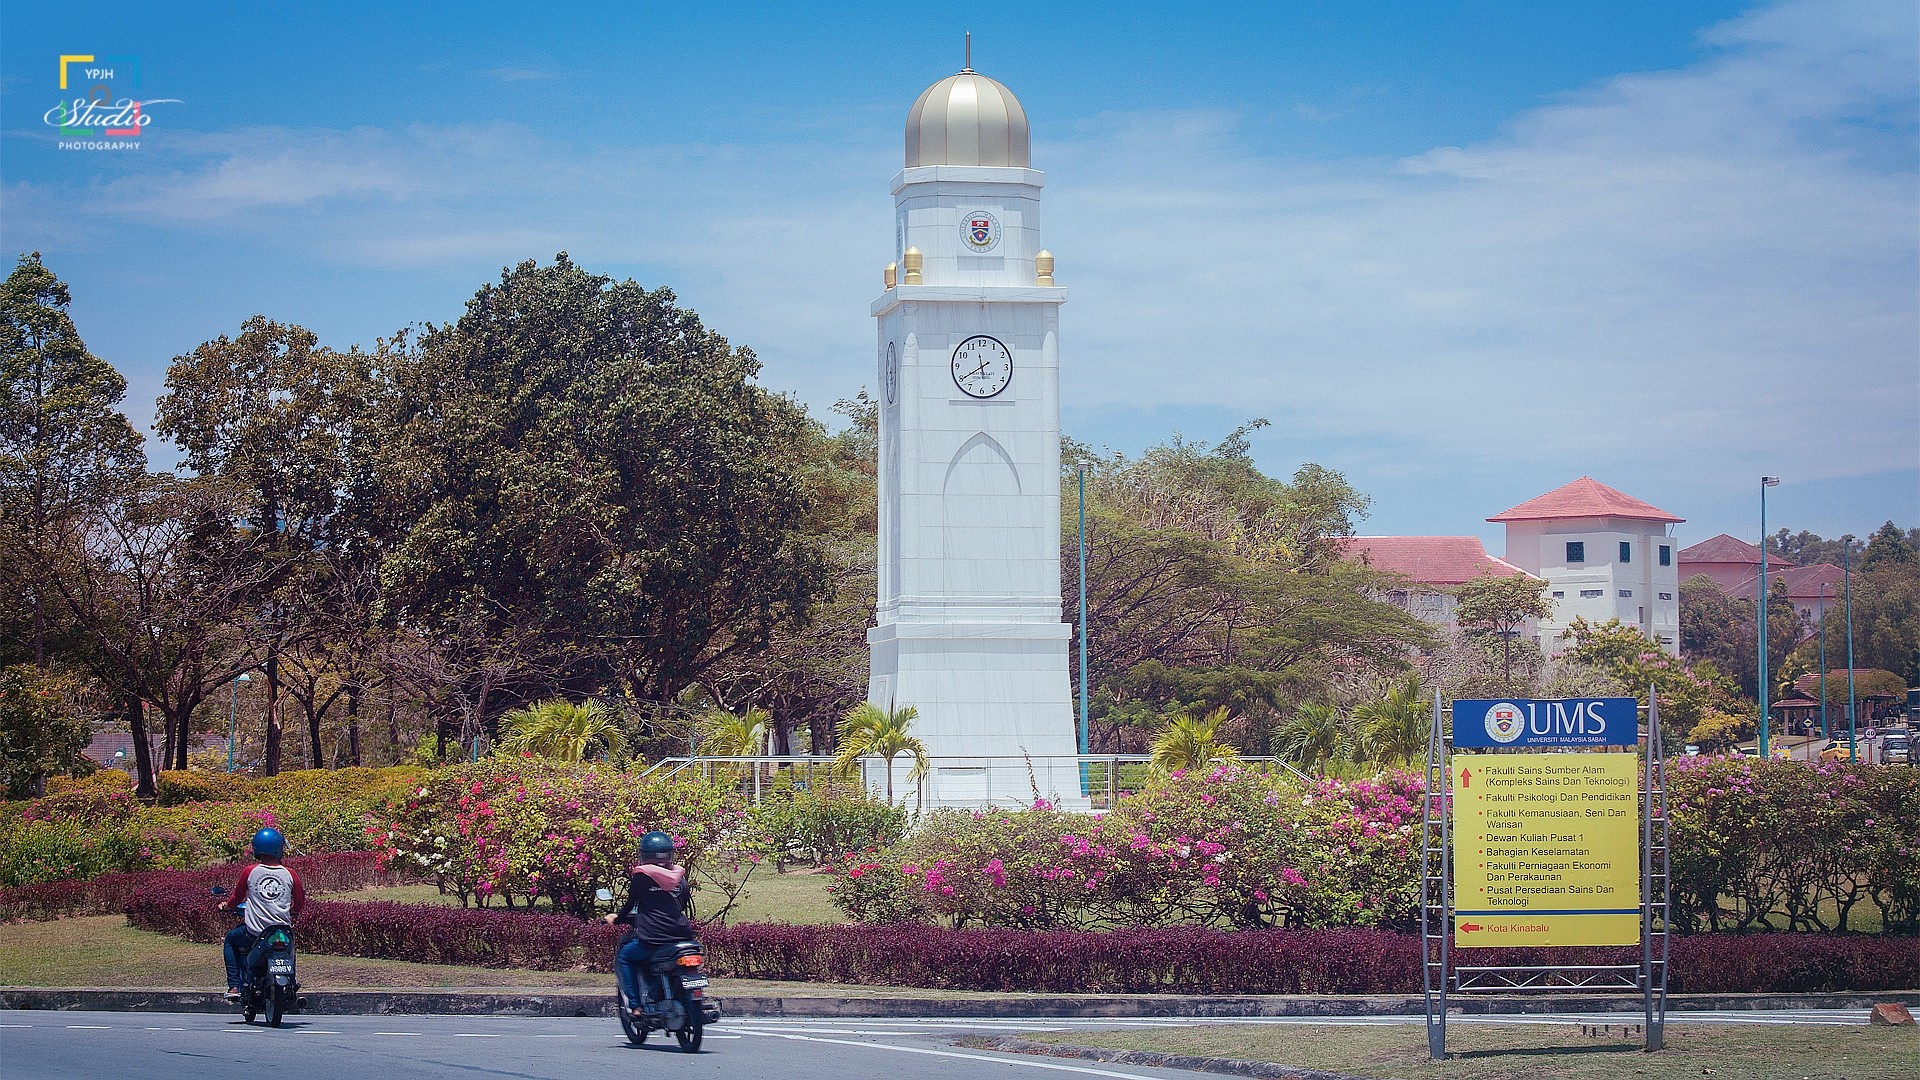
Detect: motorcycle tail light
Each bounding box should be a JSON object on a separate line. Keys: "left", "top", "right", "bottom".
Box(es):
{"left": 271, "top": 941, "right": 290, "bottom": 951}
{"left": 676, "top": 955, "right": 702, "bottom": 967}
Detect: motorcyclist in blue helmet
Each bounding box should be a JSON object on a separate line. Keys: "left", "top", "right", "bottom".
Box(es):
{"left": 216, "top": 828, "right": 304, "bottom": 1002}
{"left": 603, "top": 831, "right": 692, "bottom": 1019}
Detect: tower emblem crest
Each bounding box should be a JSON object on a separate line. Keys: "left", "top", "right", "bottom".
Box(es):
{"left": 1483, "top": 702, "right": 1525, "bottom": 744}
{"left": 962, "top": 210, "right": 1000, "bottom": 252}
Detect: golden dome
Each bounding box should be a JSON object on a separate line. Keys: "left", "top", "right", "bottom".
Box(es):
{"left": 905, "top": 69, "right": 1030, "bottom": 168}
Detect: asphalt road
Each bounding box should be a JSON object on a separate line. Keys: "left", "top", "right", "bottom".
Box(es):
{"left": 0, "top": 1008, "right": 1878, "bottom": 1080}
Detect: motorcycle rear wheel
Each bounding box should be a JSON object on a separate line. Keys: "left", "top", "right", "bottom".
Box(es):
{"left": 267, "top": 986, "right": 285, "bottom": 1027}
{"left": 673, "top": 1021, "right": 702, "bottom": 1053}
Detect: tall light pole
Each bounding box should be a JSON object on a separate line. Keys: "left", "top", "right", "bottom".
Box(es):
{"left": 226, "top": 672, "right": 252, "bottom": 772}
{"left": 1843, "top": 536, "right": 1857, "bottom": 762}
{"left": 1076, "top": 464, "right": 1091, "bottom": 795}
{"left": 1757, "top": 476, "right": 1780, "bottom": 758}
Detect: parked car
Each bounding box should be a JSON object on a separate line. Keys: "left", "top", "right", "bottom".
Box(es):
{"left": 1818, "top": 741, "right": 1854, "bottom": 762}
{"left": 1884, "top": 735, "right": 1911, "bottom": 764}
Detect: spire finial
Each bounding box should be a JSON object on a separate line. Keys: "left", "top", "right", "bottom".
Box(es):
{"left": 964, "top": 31, "right": 972, "bottom": 72}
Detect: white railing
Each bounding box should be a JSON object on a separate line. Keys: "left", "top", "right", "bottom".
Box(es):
{"left": 637, "top": 753, "right": 1312, "bottom": 810}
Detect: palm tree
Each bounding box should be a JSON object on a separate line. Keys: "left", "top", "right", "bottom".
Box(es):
{"left": 697, "top": 706, "right": 770, "bottom": 757}
{"left": 1353, "top": 673, "right": 1429, "bottom": 766}
{"left": 1149, "top": 707, "right": 1240, "bottom": 772}
{"left": 833, "top": 702, "right": 928, "bottom": 803}
{"left": 1275, "top": 701, "right": 1354, "bottom": 771}
{"left": 496, "top": 698, "right": 626, "bottom": 763}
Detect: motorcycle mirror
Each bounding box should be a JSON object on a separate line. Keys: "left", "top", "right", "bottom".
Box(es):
{"left": 594, "top": 888, "right": 614, "bottom": 903}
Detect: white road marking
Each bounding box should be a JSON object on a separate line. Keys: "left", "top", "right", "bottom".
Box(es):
{"left": 372, "top": 1031, "right": 423, "bottom": 1036}
{"left": 451, "top": 1033, "right": 500, "bottom": 1037}
{"left": 294, "top": 1029, "right": 343, "bottom": 1034}
{"left": 734, "top": 1027, "right": 1181, "bottom": 1079}
{"left": 0, "top": 1024, "right": 33, "bottom": 1028}
{"left": 531, "top": 1033, "right": 579, "bottom": 1038}
{"left": 65, "top": 1025, "right": 111, "bottom": 1029}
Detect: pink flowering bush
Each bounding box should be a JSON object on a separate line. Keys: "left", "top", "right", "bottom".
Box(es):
{"left": 1667, "top": 755, "right": 1920, "bottom": 932}
{"left": 831, "top": 765, "right": 1424, "bottom": 931}
{"left": 371, "top": 758, "right": 747, "bottom": 918}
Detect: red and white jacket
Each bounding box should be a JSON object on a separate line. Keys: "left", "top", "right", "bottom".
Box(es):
{"left": 230, "top": 863, "right": 306, "bottom": 935}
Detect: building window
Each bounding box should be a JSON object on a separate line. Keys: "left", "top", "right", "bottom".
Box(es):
{"left": 1619, "top": 541, "right": 1632, "bottom": 563}
{"left": 1658, "top": 591, "right": 1673, "bottom": 600}
{"left": 1566, "top": 541, "right": 1585, "bottom": 563}
{"left": 1551, "top": 591, "right": 1565, "bottom": 599}
{"left": 1619, "top": 590, "right": 1633, "bottom": 598}
{"left": 1580, "top": 589, "right": 1603, "bottom": 598}
{"left": 1659, "top": 544, "right": 1672, "bottom": 566}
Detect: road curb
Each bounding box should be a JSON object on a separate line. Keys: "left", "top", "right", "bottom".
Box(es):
{"left": 3, "top": 987, "right": 1916, "bottom": 1018}
{"left": 964, "top": 1034, "right": 1377, "bottom": 1080}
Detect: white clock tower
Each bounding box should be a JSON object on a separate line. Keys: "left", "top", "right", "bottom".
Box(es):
{"left": 867, "top": 61, "right": 1084, "bottom": 807}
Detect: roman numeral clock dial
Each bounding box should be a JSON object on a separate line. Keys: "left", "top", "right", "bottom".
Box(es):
{"left": 950, "top": 335, "right": 1012, "bottom": 399}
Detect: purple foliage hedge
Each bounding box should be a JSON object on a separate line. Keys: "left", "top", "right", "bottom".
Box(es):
{"left": 1, "top": 852, "right": 407, "bottom": 923}
{"left": 116, "top": 862, "right": 1920, "bottom": 993}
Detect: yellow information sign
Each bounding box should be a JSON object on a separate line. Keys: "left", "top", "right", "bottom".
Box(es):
{"left": 1451, "top": 751, "right": 1640, "bottom": 947}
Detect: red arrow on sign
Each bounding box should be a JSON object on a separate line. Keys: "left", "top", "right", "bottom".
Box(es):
{"left": 1459, "top": 922, "right": 1483, "bottom": 933}
{"left": 1459, "top": 767, "right": 1473, "bottom": 788}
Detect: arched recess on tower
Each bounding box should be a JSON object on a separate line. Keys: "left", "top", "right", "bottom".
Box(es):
{"left": 940, "top": 432, "right": 1021, "bottom": 596}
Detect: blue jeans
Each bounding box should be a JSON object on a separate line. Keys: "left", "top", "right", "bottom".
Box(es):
{"left": 616, "top": 939, "right": 669, "bottom": 1009}
{"left": 223, "top": 926, "right": 266, "bottom": 991}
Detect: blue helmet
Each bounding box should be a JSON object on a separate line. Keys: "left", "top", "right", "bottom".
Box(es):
{"left": 639, "top": 831, "right": 675, "bottom": 857}
{"left": 251, "top": 828, "right": 286, "bottom": 860}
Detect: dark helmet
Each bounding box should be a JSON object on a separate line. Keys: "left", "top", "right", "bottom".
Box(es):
{"left": 251, "top": 828, "right": 286, "bottom": 860}
{"left": 639, "top": 831, "right": 675, "bottom": 857}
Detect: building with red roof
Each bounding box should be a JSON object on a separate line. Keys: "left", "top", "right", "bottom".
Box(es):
{"left": 1488, "top": 477, "right": 1684, "bottom": 655}
{"left": 1726, "top": 562, "right": 1846, "bottom": 626}
{"left": 1338, "top": 537, "right": 1538, "bottom": 628}
{"left": 1677, "top": 533, "right": 1793, "bottom": 594}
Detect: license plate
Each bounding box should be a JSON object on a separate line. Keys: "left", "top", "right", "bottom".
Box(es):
{"left": 268, "top": 959, "right": 293, "bottom": 973}
{"left": 680, "top": 977, "right": 708, "bottom": 988}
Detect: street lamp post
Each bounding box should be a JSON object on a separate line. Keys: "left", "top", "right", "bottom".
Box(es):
{"left": 1843, "top": 537, "right": 1857, "bottom": 762}
{"left": 1076, "top": 464, "right": 1091, "bottom": 795}
{"left": 1757, "top": 477, "right": 1780, "bottom": 758}
{"left": 226, "top": 672, "right": 252, "bottom": 772}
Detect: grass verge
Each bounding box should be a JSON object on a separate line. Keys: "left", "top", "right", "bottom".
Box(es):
{"left": 1021, "top": 1020, "right": 1919, "bottom": 1080}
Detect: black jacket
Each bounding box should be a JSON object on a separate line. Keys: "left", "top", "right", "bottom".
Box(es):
{"left": 614, "top": 868, "right": 693, "bottom": 945}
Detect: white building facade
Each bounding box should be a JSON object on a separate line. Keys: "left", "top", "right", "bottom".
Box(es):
{"left": 866, "top": 65, "right": 1085, "bottom": 807}
{"left": 1489, "top": 477, "right": 1684, "bottom": 655}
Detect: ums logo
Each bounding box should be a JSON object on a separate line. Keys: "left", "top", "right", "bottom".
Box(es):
{"left": 44, "top": 54, "right": 181, "bottom": 151}
{"left": 1482, "top": 701, "right": 1525, "bottom": 745}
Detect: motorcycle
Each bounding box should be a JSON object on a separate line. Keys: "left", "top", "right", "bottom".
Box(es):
{"left": 596, "top": 887, "right": 722, "bottom": 1051}
{"left": 211, "top": 886, "right": 302, "bottom": 1027}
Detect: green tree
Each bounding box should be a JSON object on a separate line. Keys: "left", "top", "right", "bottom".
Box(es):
{"left": 0, "top": 254, "right": 145, "bottom": 667}
{"left": 496, "top": 698, "right": 626, "bottom": 763}
{"left": 833, "top": 701, "right": 927, "bottom": 803}
{"left": 1453, "top": 574, "right": 1550, "bottom": 690}
{"left": 1559, "top": 617, "right": 1743, "bottom": 738}
{"left": 1352, "top": 672, "right": 1430, "bottom": 765}
{"left": 696, "top": 705, "right": 770, "bottom": 756}
{"left": 363, "top": 255, "right": 832, "bottom": 748}
{"left": 1148, "top": 706, "right": 1240, "bottom": 772}
{"left": 1273, "top": 701, "right": 1352, "bottom": 771}
{"left": 1862, "top": 521, "right": 1916, "bottom": 572}
{"left": 0, "top": 664, "right": 96, "bottom": 796}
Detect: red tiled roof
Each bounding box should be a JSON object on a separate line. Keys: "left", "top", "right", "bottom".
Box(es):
{"left": 1487, "top": 477, "right": 1683, "bottom": 524}
{"left": 1338, "top": 536, "right": 1538, "bottom": 586}
{"left": 1727, "top": 563, "right": 1846, "bottom": 602}
{"left": 1678, "top": 533, "right": 1792, "bottom": 568}
{"left": 1793, "top": 671, "right": 1901, "bottom": 699}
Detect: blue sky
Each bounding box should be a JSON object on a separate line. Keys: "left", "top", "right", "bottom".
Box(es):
{"left": 4, "top": 1, "right": 1915, "bottom": 551}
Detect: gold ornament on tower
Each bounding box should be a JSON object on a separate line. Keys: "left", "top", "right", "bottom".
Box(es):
{"left": 1035, "top": 250, "right": 1054, "bottom": 286}
{"left": 902, "top": 247, "right": 923, "bottom": 285}
{"left": 884, "top": 262, "right": 898, "bottom": 289}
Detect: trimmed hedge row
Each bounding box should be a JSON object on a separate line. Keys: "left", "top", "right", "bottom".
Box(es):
{"left": 2, "top": 852, "right": 408, "bottom": 923}
{"left": 118, "top": 866, "right": 1920, "bottom": 993}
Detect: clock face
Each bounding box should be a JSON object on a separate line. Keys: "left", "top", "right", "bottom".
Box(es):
{"left": 883, "top": 343, "right": 898, "bottom": 405}
{"left": 951, "top": 336, "right": 1012, "bottom": 399}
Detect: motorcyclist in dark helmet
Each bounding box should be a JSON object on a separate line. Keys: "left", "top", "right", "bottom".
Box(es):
{"left": 216, "top": 828, "right": 305, "bottom": 1002}
{"left": 602, "top": 830, "right": 692, "bottom": 1018}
